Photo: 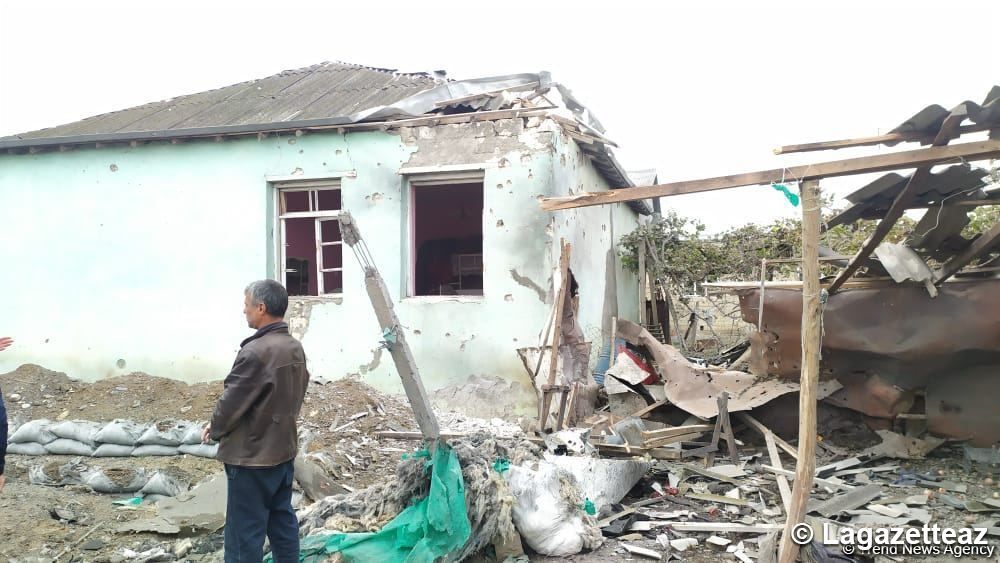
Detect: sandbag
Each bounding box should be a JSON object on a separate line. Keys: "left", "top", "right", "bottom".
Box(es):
{"left": 44, "top": 438, "right": 97, "bottom": 456}
{"left": 137, "top": 420, "right": 195, "bottom": 447}
{"left": 93, "top": 444, "right": 136, "bottom": 457}
{"left": 180, "top": 423, "right": 208, "bottom": 446}
{"left": 9, "top": 420, "right": 57, "bottom": 445}
{"left": 132, "top": 444, "right": 179, "bottom": 457}
{"left": 49, "top": 420, "right": 103, "bottom": 446}
{"left": 505, "top": 461, "right": 603, "bottom": 556}
{"left": 6, "top": 442, "right": 48, "bottom": 456}
{"left": 94, "top": 419, "right": 148, "bottom": 446}
{"left": 85, "top": 467, "right": 149, "bottom": 493}
{"left": 29, "top": 458, "right": 89, "bottom": 487}
{"left": 178, "top": 443, "right": 218, "bottom": 458}
{"left": 140, "top": 469, "right": 191, "bottom": 497}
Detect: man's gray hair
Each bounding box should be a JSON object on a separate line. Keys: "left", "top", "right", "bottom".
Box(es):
{"left": 245, "top": 280, "right": 289, "bottom": 317}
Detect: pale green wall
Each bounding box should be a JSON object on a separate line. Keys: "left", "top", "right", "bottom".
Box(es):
{"left": 0, "top": 118, "right": 639, "bottom": 416}
{"left": 549, "top": 128, "right": 642, "bottom": 362}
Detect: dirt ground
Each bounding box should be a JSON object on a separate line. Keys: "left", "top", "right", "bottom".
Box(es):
{"left": 0, "top": 364, "right": 427, "bottom": 562}
{"left": 3, "top": 363, "right": 1000, "bottom": 562}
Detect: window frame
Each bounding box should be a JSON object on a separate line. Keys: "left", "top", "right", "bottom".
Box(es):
{"left": 404, "top": 170, "right": 486, "bottom": 299}
{"left": 273, "top": 179, "right": 344, "bottom": 297}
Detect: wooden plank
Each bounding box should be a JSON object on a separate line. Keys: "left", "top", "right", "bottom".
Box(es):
{"left": 539, "top": 139, "right": 1000, "bottom": 211}
{"left": 934, "top": 221, "right": 1000, "bottom": 284}
{"left": 765, "top": 430, "right": 792, "bottom": 514}
{"left": 643, "top": 431, "right": 710, "bottom": 449}
{"left": 773, "top": 123, "right": 992, "bottom": 155}
{"left": 596, "top": 443, "right": 682, "bottom": 460}
{"left": 829, "top": 115, "right": 964, "bottom": 294}
{"left": 735, "top": 412, "right": 798, "bottom": 461}
{"left": 779, "top": 179, "right": 822, "bottom": 563}
{"left": 628, "top": 398, "right": 668, "bottom": 419}
{"left": 642, "top": 425, "right": 715, "bottom": 440}
{"left": 827, "top": 168, "right": 931, "bottom": 293}
{"left": 531, "top": 303, "right": 557, "bottom": 381}
{"left": 540, "top": 240, "right": 571, "bottom": 430}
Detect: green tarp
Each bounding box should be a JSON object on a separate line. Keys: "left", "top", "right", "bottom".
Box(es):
{"left": 268, "top": 443, "right": 471, "bottom": 563}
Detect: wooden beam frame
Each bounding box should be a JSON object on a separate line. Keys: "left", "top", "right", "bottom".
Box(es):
{"left": 773, "top": 122, "right": 992, "bottom": 155}
{"left": 827, "top": 115, "right": 964, "bottom": 293}
{"left": 779, "top": 180, "right": 821, "bottom": 563}
{"left": 539, "top": 240, "right": 571, "bottom": 431}
{"left": 934, "top": 221, "right": 1000, "bottom": 284}
{"left": 539, "top": 139, "right": 1000, "bottom": 211}
{"left": 826, "top": 168, "right": 930, "bottom": 293}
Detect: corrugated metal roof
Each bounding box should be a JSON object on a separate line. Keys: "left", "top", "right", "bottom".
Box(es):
{"left": 828, "top": 164, "right": 992, "bottom": 227}
{"left": 827, "top": 163, "right": 998, "bottom": 265}
{"left": 888, "top": 85, "right": 1000, "bottom": 143}
{"left": 627, "top": 169, "right": 658, "bottom": 186}
{"left": 5, "top": 62, "right": 442, "bottom": 141}
{"left": 1, "top": 62, "right": 650, "bottom": 215}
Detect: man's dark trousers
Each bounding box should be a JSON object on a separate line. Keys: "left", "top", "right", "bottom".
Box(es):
{"left": 224, "top": 460, "right": 299, "bottom": 562}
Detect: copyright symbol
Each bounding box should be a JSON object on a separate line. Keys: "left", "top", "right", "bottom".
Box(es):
{"left": 842, "top": 544, "right": 855, "bottom": 555}
{"left": 791, "top": 523, "right": 814, "bottom": 545}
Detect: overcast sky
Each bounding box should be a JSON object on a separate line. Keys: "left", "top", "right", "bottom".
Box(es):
{"left": 2, "top": 1, "right": 997, "bottom": 231}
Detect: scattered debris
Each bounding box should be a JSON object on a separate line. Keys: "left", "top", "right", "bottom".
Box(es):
{"left": 621, "top": 542, "right": 664, "bottom": 560}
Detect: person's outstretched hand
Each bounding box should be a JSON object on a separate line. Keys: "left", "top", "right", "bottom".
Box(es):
{"left": 0, "top": 337, "right": 12, "bottom": 352}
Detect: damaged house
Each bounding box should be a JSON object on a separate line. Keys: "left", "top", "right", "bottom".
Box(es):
{"left": 0, "top": 62, "right": 652, "bottom": 417}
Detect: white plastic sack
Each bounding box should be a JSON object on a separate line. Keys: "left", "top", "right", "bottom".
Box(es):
{"left": 6, "top": 442, "right": 48, "bottom": 455}
{"left": 93, "top": 444, "right": 136, "bottom": 457}
{"left": 45, "top": 438, "right": 97, "bottom": 456}
{"left": 178, "top": 443, "right": 218, "bottom": 458}
{"left": 132, "top": 444, "right": 179, "bottom": 457}
{"left": 180, "top": 423, "right": 208, "bottom": 446}
{"left": 29, "top": 458, "right": 89, "bottom": 486}
{"left": 85, "top": 467, "right": 149, "bottom": 493}
{"left": 94, "top": 419, "right": 148, "bottom": 446}
{"left": 505, "top": 461, "right": 604, "bottom": 556}
{"left": 9, "top": 420, "right": 57, "bottom": 444}
{"left": 49, "top": 420, "right": 103, "bottom": 446}
{"left": 137, "top": 420, "right": 195, "bottom": 447}
{"left": 139, "top": 470, "right": 190, "bottom": 497}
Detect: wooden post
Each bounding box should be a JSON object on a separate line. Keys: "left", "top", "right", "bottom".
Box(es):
{"left": 638, "top": 244, "right": 647, "bottom": 326}
{"left": 758, "top": 259, "right": 767, "bottom": 331}
{"left": 540, "top": 240, "right": 571, "bottom": 430}
{"left": 778, "top": 179, "right": 821, "bottom": 563}
{"left": 934, "top": 221, "right": 1000, "bottom": 284}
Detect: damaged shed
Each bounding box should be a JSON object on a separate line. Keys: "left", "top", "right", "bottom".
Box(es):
{"left": 541, "top": 85, "right": 1000, "bottom": 562}
{"left": 0, "top": 62, "right": 651, "bottom": 418}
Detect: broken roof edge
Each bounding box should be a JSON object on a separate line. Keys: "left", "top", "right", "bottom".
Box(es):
{"left": 1, "top": 70, "right": 600, "bottom": 146}
{"left": 0, "top": 106, "right": 652, "bottom": 215}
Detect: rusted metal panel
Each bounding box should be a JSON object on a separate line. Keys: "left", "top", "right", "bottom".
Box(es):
{"left": 738, "top": 278, "right": 1000, "bottom": 384}
{"left": 737, "top": 278, "right": 1000, "bottom": 445}
{"left": 926, "top": 368, "right": 1000, "bottom": 447}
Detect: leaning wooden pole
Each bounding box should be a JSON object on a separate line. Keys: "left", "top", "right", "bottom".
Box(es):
{"left": 778, "top": 179, "right": 822, "bottom": 562}
{"left": 539, "top": 240, "right": 571, "bottom": 430}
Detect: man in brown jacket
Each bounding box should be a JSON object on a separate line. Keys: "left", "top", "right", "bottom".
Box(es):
{"left": 203, "top": 280, "right": 309, "bottom": 562}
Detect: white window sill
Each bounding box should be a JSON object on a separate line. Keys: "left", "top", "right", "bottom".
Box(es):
{"left": 289, "top": 295, "right": 343, "bottom": 305}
